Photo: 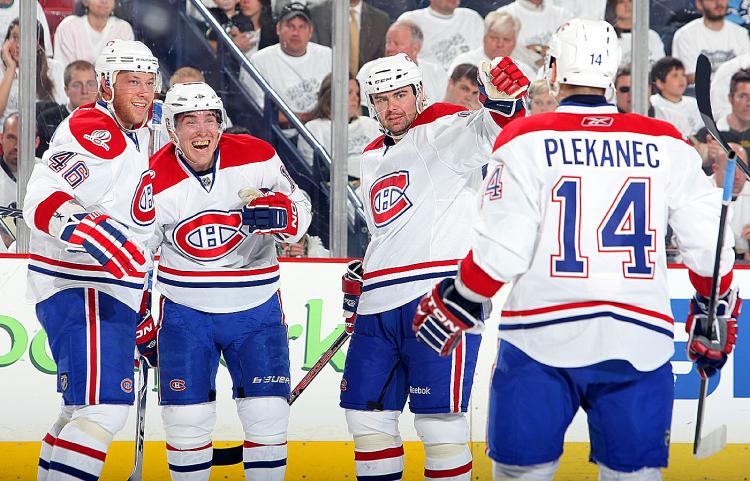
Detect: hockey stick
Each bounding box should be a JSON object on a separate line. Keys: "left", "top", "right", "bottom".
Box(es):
{"left": 127, "top": 359, "right": 149, "bottom": 481}
{"left": 212, "top": 329, "right": 352, "bottom": 466}
{"left": 0, "top": 205, "right": 22, "bottom": 219}
{"left": 692, "top": 53, "right": 734, "bottom": 460}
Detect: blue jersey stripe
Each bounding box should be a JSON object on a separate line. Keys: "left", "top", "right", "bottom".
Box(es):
{"left": 48, "top": 462, "right": 99, "bottom": 481}
{"left": 156, "top": 274, "right": 280, "bottom": 289}
{"left": 243, "top": 458, "right": 287, "bottom": 469}
{"left": 499, "top": 311, "right": 674, "bottom": 338}
{"left": 362, "top": 270, "right": 456, "bottom": 292}
{"left": 168, "top": 460, "right": 213, "bottom": 472}
{"left": 28, "top": 265, "right": 144, "bottom": 289}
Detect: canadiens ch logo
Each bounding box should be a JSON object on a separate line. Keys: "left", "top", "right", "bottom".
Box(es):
{"left": 121, "top": 378, "right": 133, "bottom": 393}
{"left": 131, "top": 170, "right": 155, "bottom": 226}
{"left": 581, "top": 116, "right": 614, "bottom": 127}
{"left": 170, "top": 379, "right": 187, "bottom": 391}
{"left": 172, "top": 210, "right": 247, "bottom": 262}
{"left": 83, "top": 129, "right": 113, "bottom": 151}
{"left": 370, "top": 171, "right": 412, "bottom": 227}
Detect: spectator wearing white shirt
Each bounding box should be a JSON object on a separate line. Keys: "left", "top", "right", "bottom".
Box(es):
{"left": 496, "top": 0, "right": 573, "bottom": 69}
{"left": 551, "top": 0, "right": 606, "bottom": 20}
{"left": 397, "top": 0, "right": 484, "bottom": 71}
{"left": 356, "top": 21, "right": 448, "bottom": 107}
{"left": 528, "top": 79, "right": 557, "bottom": 115}
{"left": 297, "top": 73, "right": 380, "bottom": 180}
{"left": 0, "top": 0, "right": 51, "bottom": 57}
{"left": 53, "top": 0, "right": 135, "bottom": 68}
{"left": 709, "top": 52, "right": 750, "bottom": 121}
{"left": 606, "top": 0, "right": 665, "bottom": 65}
{"left": 242, "top": 2, "right": 332, "bottom": 129}
{"left": 672, "top": 0, "right": 750, "bottom": 84}
{"left": 448, "top": 11, "right": 535, "bottom": 80}
{"left": 443, "top": 63, "right": 480, "bottom": 109}
{"left": 649, "top": 57, "right": 703, "bottom": 140}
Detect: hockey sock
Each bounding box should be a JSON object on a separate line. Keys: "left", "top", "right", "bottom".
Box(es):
{"left": 166, "top": 442, "right": 213, "bottom": 480}
{"left": 353, "top": 435, "right": 405, "bottom": 481}
{"left": 243, "top": 441, "right": 288, "bottom": 481}
{"left": 423, "top": 443, "right": 472, "bottom": 480}
{"left": 45, "top": 420, "right": 110, "bottom": 481}
{"left": 38, "top": 412, "right": 72, "bottom": 481}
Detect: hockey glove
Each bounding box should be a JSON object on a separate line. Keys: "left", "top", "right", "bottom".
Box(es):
{"left": 413, "top": 278, "right": 484, "bottom": 357}
{"left": 242, "top": 190, "right": 298, "bottom": 237}
{"left": 59, "top": 212, "right": 147, "bottom": 279}
{"left": 136, "top": 307, "right": 158, "bottom": 368}
{"left": 342, "top": 259, "right": 364, "bottom": 334}
{"left": 685, "top": 288, "right": 741, "bottom": 378}
{"left": 478, "top": 56, "right": 529, "bottom": 117}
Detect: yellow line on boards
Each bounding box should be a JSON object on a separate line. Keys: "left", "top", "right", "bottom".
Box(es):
{"left": 0, "top": 442, "right": 746, "bottom": 480}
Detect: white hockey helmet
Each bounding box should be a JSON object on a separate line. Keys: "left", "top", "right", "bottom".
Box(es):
{"left": 95, "top": 39, "right": 160, "bottom": 92}
{"left": 163, "top": 82, "right": 227, "bottom": 152}
{"left": 544, "top": 19, "right": 620, "bottom": 94}
{"left": 363, "top": 53, "right": 424, "bottom": 136}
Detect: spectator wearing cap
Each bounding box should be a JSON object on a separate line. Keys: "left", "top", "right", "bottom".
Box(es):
{"left": 309, "top": 0, "right": 391, "bottom": 72}
{"left": 443, "top": 63, "right": 480, "bottom": 109}
{"left": 672, "top": 0, "right": 750, "bottom": 84}
{"left": 649, "top": 57, "right": 703, "bottom": 141}
{"left": 447, "top": 11, "right": 535, "bottom": 81}
{"left": 356, "top": 20, "right": 447, "bottom": 108}
{"left": 605, "top": 0, "right": 665, "bottom": 66}
{"left": 242, "top": 2, "right": 332, "bottom": 129}
{"left": 397, "top": 0, "right": 484, "bottom": 71}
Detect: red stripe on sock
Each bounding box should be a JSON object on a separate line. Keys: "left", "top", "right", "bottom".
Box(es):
{"left": 43, "top": 433, "right": 57, "bottom": 446}
{"left": 54, "top": 438, "right": 107, "bottom": 461}
{"left": 424, "top": 460, "right": 472, "bottom": 478}
{"left": 166, "top": 442, "right": 212, "bottom": 451}
{"left": 354, "top": 446, "right": 405, "bottom": 461}
{"left": 243, "top": 441, "right": 288, "bottom": 448}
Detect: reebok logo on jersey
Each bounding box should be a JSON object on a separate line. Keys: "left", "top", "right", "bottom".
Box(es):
{"left": 172, "top": 210, "right": 247, "bottom": 262}
{"left": 581, "top": 116, "right": 614, "bottom": 127}
{"left": 83, "top": 129, "right": 113, "bottom": 151}
{"left": 370, "top": 171, "right": 412, "bottom": 227}
{"left": 410, "top": 386, "right": 431, "bottom": 395}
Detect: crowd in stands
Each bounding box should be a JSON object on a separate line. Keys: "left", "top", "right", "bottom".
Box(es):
{"left": 3, "top": 0, "right": 750, "bottom": 259}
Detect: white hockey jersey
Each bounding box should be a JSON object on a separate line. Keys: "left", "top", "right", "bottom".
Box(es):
{"left": 23, "top": 101, "right": 155, "bottom": 311}
{"left": 358, "top": 103, "right": 513, "bottom": 315}
{"left": 464, "top": 99, "right": 735, "bottom": 371}
{"left": 150, "top": 134, "right": 312, "bottom": 314}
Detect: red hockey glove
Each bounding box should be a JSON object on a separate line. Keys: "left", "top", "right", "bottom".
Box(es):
{"left": 342, "top": 259, "right": 364, "bottom": 334}
{"left": 413, "top": 278, "right": 484, "bottom": 357}
{"left": 686, "top": 288, "right": 740, "bottom": 378}
{"left": 242, "top": 190, "right": 298, "bottom": 237}
{"left": 478, "top": 56, "right": 529, "bottom": 117}
{"left": 136, "top": 308, "right": 158, "bottom": 368}
{"left": 59, "top": 212, "right": 147, "bottom": 279}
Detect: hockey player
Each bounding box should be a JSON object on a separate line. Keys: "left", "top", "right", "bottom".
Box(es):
{"left": 149, "top": 81, "right": 311, "bottom": 481}
{"left": 22, "top": 39, "right": 159, "bottom": 481}
{"left": 413, "top": 19, "right": 741, "bottom": 481}
{"left": 339, "top": 52, "right": 529, "bottom": 481}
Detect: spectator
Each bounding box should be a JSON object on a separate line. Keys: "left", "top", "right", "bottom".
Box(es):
{"left": 497, "top": 0, "right": 573, "bottom": 69}
{"left": 242, "top": 2, "right": 332, "bottom": 129}
{"left": 606, "top": 0, "right": 666, "bottom": 65}
{"left": 528, "top": 79, "right": 557, "bottom": 115}
{"left": 709, "top": 140, "right": 750, "bottom": 258}
{"left": 443, "top": 63, "right": 480, "bottom": 109}
{"left": 0, "top": 19, "right": 65, "bottom": 125}
{"left": 237, "top": 0, "right": 278, "bottom": 56}
{"left": 53, "top": 0, "right": 134, "bottom": 68}
{"left": 672, "top": 0, "right": 750, "bottom": 83}
{"left": 0, "top": 113, "right": 39, "bottom": 210}
{"left": 448, "top": 11, "right": 535, "bottom": 79}
{"left": 709, "top": 52, "right": 750, "bottom": 120}
{"left": 309, "top": 0, "right": 391, "bottom": 72}
{"left": 356, "top": 21, "right": 448, "bottom": 107}
{"left": 727, "top": 0, "right": 750, "bottom": 27}
{"left": 36, "top": 60, "right": 97, "bottom": 158}
{"left": 0, "top": 0, "right": 52, "bottom": 57}
{"left": 397, "top": 0, "right": 484, "bottom": 71}
{"left": 650, "top": 57, "right": 703, "bottom": 140}
{"left": 552, "top": 0, "right": 606, "bottom": 20}
{"left": 297, "top": 73, "right": 380, "bottom": 180}
{"left": 700, "top": 69, "right": 750, "bottom": 156}
{"left": 615, "top": 66, "right": 632, "bottom": 113}
{"left": 277, "top": 233, "right": 330, "bottom": 258}
{"left": 205, "top": 0, "right": 252, "bottom": 51}
{"left": 169, "top": 66, "right": 205, "bottom": 87}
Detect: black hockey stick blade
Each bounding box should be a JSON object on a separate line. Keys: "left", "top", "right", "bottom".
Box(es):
{"left": 127, "top": 360, "right": 148, "bottom": 481}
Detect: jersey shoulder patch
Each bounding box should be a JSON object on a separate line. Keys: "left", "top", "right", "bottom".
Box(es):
{"left": 150, "top": 144, "right": 188, "bottom": 195}
{"left": 68, "top": 103, "right": 127, "bottom": 160}
{"left": 219, "top": 133, "right": 277, "bottom": 169}
{"left": 493, "top": 111, "right": 686, "bottom": 152}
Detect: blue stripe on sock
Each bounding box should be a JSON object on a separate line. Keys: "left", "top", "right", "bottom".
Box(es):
{"left": 169, "top": 460, "right": 213, "bottom": 472}
{"left": 48, "top": 462, "right": 99, "bottom": 481}
{"left": 244, "top": 458, "right": 287, "bottom": 469}
{"left": 357, "top": 472, "right": 404, "bottom": 481}
{"left": 38, "top": 459, "right": 49, "bottom": 470}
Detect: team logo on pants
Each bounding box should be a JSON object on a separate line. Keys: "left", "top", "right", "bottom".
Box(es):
{"left": 121, "top": 378, "right": 133, "bottom": 393}
{"left": 370, "top": 171, "right": 412, "bottom": 227}
{"left": 170, "top": 379, "right": 187, "bottom": 391}
{"left": 172, "top": 210, "right": 247, "bottom": 262}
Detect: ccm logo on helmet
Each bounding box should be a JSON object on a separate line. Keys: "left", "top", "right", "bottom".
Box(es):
{"left": 131, "top": 170, "right": 155, "bottom": 226}
{"left": 172, "top": 210, "right": 246, "bottom": 262}
{"left": 370, "top": 171, "right": 412, "bottom": 227}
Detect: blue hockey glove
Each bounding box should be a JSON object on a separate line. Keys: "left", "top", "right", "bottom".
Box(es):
{"left": 342, "top": 259, "right": 364, "bottom": 334}
{"left": 478, "top": 56, "right": 529, "bottom": 117}
{"left": 413, "top": 278, "right": 484, "bottom": 357}
{"left": 241, "top": 190, "right": 298, "bottom": 237}
{"left": 685, "top": 288, "right": 740, "bottom": 378}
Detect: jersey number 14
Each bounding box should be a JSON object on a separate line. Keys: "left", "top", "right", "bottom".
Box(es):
{"left": 551, "top": 176, "right": 656, "bottom": 279}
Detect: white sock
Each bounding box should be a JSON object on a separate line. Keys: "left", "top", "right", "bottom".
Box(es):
{"left": 424, "top": 445, "right": 472, "bottom": 480}
{"left": 355, "top": 444, "right": 405, "bottom": 481}
{"left": 166, "top": 442, "right": 213, "bottom": 480}
{"left": 46, "top": 423, "right": 108, "bottom": 481}
{"left": 243, "top": 441, "right": 287, "bottom": 481}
